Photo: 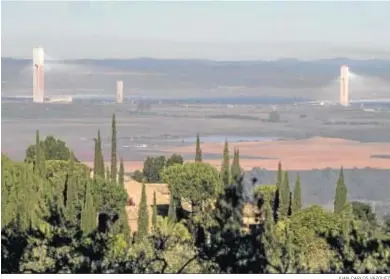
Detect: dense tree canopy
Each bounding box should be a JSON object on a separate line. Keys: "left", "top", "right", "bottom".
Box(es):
{"left": 166, "top": 153, "right": 184, "bottom": 168}
{"left": 143, "top": 156, "right": 166, "bottom": 183}
{"left": 161, "top": 162, "right": 223, "bottom": 210}
{"left": 351, "top": 201, "right": 377, "bottom": 227}
{"left": 3, "top": 120, "right": 390, "bottom": 274}
{"left": 25, "top": 135, "right": 77, "bottom": 163}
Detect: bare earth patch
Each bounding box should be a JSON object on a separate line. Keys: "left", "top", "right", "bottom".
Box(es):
{"left": 168, "top": 137, "right": 390, "bottom": 170}
{"left": 83, "top": 137, "right": 390, "bottom": 172}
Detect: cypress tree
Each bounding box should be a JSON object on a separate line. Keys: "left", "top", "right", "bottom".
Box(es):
{"left": 334, "top": 167, "right": 348, "bottom": 214}
{"left": 262, "top": 194, "right": 275, "bottom": 251}
{"left": 106, "top": 166, "right": 110, "bottom": 181}
{"left": 211, "top": 181, "right": 246, "bottom": 267}
{"left": 152, "top": 191, "right": 157, "bottom": 229}
{"left": 35, "top": 130, "right": 40, "bottom": 174}
{"left": 236, "top": 148, "right": 241, "bottom": 172}
{"left": 93, "top": 130, "right": 105, "bottom": 178}
{"left": 195, "top": 133, "right": 202, "bottom": 162}
{"left": 273, "top": 162, "right": 283, "bottom": 222}
{"left": 231, "top": 148, "right": 241, "bottom": 182}
{"left": 277, "top": 161, "right": 283, "bottom": 188}
{"left": 80, "top": 181, "right": 96, "bottom": 235}
{"left": 35, "top": 130, "right": 46, "bottom": 178}
{"left": 262, "top": 197, "right": 280, "bottom": 274}
{"left": 93, "top": 138, "right": 99, "bottom": 178}
{"left": 221, "top": 139, "right": 230, "bottom": 187}
{"left": 292, "top": 174, "right": 302, "bottom": 213}
{"left": 167, "top": 195, "right": 177, "bottom": 223}
{"left": 97, "top": 130, "right": 105, "bottom": 177}
{"left": 17, "top": 164, "right": 33, "bottom": 231}
{"left": 341, "top": 202, "right": 353, "bottom": 240}
{"left": 137, "top": 183, "right": 149, "bottom": 241}
{"left": 110, "top": 113, "right": 117, "bottom": 183}
{"left": 1, "top": 159, "right": 6, "bottom": 225}
{"left": 231, "top": 149, "right": 235, "bottom": 170}
{"left": 65, "top": 155, "right": 78, "bottom": 226}
{"left": 288, "top": 191, "right": 292, "bottom": 217}
{"left": 110, "top": 208, "right": 130, "bottom": 239}
{"left": 278, "top": 171, "right": 290, "bottom": 219}
{"left": 118, "top": 158, "right": 124, "bottom": 188}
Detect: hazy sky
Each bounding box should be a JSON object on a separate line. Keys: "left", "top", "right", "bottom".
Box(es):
{"left": 2, "top": 1, "right": 390, "bottom": 60}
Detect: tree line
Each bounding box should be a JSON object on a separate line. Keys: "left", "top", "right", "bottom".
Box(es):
{"left": 1, "top": 114, "right": 389, "bottom": 273}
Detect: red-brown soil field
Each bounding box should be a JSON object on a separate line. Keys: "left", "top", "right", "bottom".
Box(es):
{"left": 84, "top": 137, "right": 390, "bottom": 172}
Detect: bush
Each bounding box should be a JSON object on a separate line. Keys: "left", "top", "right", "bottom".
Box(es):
{"left": 132, "top": 170, "right": 144, "bottom": 182}
{"left": 268, "top": 111, "right": 280, "bottom": 123}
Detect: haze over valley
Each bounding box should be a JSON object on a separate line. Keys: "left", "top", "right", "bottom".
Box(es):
{"left": 2, "top": 57, "right": 390, "bottom": 101}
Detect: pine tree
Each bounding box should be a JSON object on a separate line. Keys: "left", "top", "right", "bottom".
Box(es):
{"left": 80, "top": 181, "right": 96, "bottom": 235}
{"left": 334, "top": 167, "right": 348, "bottom": 214}
{"left": 292, "top": 174, "right": 302, "bottom": 213}
{"left": 278, "top": 171, "right": 291, "bottom": 219}
{"left": 152, "top": 191, "right": 157, "bottom": 230}
{"left": 137, "top": 183, "right": 149, "bottom": 241}
{"left": 195, "top": 133, "right": 202, "bottom": 162}
{"left": 221, "top": 139, "right": 230, "bottom": 187}
{"left": 110, "top": 113, "right": 117, "bottom": 183}
{"left": 231, "top": 148, "right": 241, "bottom": 182}
{"left": 167, "top": 195, "right": 177, "bottom": 223}
{"left": 118, "top": 158, "right": 124, "bottom": 188}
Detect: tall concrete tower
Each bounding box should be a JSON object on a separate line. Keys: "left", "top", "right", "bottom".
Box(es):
{"left": 116, "top": 80, "right": 124, "bottom": 103}
{"left": 340, "top": 65, "right": 349, "bottom": 106}
{"left": 33, "top": 46, "right": 45, "bottom": 103}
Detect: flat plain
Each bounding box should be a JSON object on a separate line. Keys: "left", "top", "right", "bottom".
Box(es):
{"left": 3, "top": 101, "right": 390, "bottom": 170}
{"left": 3, "top": 99, "right": 390, "bottom": 217}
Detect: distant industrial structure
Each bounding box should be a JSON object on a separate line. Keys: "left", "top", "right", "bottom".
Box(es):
{"left": 340, "top": 65, "right": 350, "bottom": 106}
{"left": 33, "top": 46, "right": 45, "bottom": 103}
{"left": 116, "top": 80, "right": 124, "bottom": 103}
{"left": 31, "top": 46, "right": 73, "bottom": 104}
{"left": 1, "top": 50, "right": 378, "bottom": 107}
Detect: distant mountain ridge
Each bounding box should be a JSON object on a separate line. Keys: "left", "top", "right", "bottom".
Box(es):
{"left": 3, "top": 56, "right": 390, "bottom": 64}
{"left": 3, "top": 56, "right": 390, "bottom": 75}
